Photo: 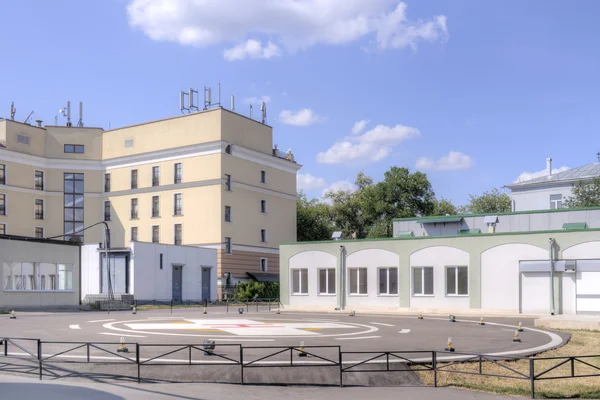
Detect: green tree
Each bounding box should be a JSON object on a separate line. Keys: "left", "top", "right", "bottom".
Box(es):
{"left": 296, "top": 191, "right": 334, "bottom": 242}
{"left": 235, "top": 282, "right": 280, "bottom": 301}
{"left": 325, "top": 184, "right": 366, "bottom": 239}
{"left": 464, "top": 188, "right": 511, "bottom": 214}
{"left": 564, "top": 178, "right": 600, "bottom": 208}
{"left": 431, "top": 198, "right": 458, "bottom": 216}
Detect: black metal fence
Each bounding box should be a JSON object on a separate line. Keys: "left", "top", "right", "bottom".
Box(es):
{"left": 1, "top": 337, "right": 599, "bottom": 398}
{"left": 83, "top": 298, "right": 282, "bottom": 314}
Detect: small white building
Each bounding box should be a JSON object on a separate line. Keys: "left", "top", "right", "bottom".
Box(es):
{"left": 81, "top": 241, "right": 218, "bottom": 302}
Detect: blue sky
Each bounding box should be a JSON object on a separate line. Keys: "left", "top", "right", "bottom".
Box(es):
{"left": 2, "top": 0, "right": 600, "bottom": 206}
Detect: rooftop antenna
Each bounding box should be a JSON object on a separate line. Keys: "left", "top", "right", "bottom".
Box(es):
{"left": 9, "top": 101, "right": 16, "bottom": 120}
{"left": 231, "top": 95, "right": 235, "bottom": 111}
{"left": 189, "top": 88, "right": 199, "bottom": 112}
{"left": 77, "top": 102, "right": 84, "bottom": 127}
{"left": 24, "top": 110, "right": 34, "bottom": 124}
{"left": 261, "top": 101, "right": 267, "bottom": 124}
{"left": 66, "top": 101, "right": 72, "bottom": 126}
{"left": 180, "top": 91, "right": 190, "bottom": 114}
{"left": 204, "top": 86, "right": 212, "bottom": 110}
{"left": 249, "top": 104, "right": 253, "bottom": 119}
{"left": 218, "top": 82, "right": 221, "bottom": 107}
{"left": 597, "top": 152, "right": 600, "bottom": 162}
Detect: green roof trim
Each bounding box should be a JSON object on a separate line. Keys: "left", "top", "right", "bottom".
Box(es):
{"left": 282, "top": 227, "right": 600, "bottom": 246}
{"left": 459, "top": 229, "right": 481, "bottom": 235}
{"left": 416, "top": 216, "right": 463, "bottom": 224}
{"left": 392, "top": 206, "right": 600, "bottom": 222}
{"left": 563, "top": 222, "right": 588, "bottom": 230}
{"left": 394, "top": 231, "right": 414, "bottom": 238}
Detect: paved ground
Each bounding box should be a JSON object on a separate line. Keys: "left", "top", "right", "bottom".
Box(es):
{"left": 0, "top": 373, "right": 521, "bottom": 400}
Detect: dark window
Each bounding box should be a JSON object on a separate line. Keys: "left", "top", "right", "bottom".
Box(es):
{"left": 131, "top": 198, "right": 138, "bottom": 219}
{"left": 0, "top": 223, "right": 5, "bottom": 234}
{"left": 224, "top": 237, "right": 232, "bottom": 254}
{"left": 152, "top": 166, "right": 160, "bottom": 187}
{"left": 0, "top": 164, "right": 5, "bottom": 185}
{"left": 131, "top": 227, "right": 138, "bottom": 242}
{"left": 152, "top": 226, "right": 159, "bottom": 243}
{"left": 174, "top": 224, "right": 182, "bottom": 245}
{"left": 152, "top": 196, "right": 160, "bottom": 218}
{"left": 0, "top": 194, "right": 5, "bottom": 215}
{"left": 174, "top": 194, "right": 182, "bottom": 216}
{"left": 64, "top": 144, "right": 84, "bottom": 153}
{"left": 225, "top": 174, "right": 231, "bottom": 191}
{"left": 131, "top": 169, "right": 138, "bottom": 189}
{"left": 260, "top": 229, "right": 267, "bottom": 243}
{"left": 349, "top": 268, "right": 368, "bottom": 295}
{"left": 35, "top": 170, "right": 44, "bottom": 191}
{"left": 104, "top": 173, "right": 111, "bottom": 192}
{"left": 260, "top": 200, "right": 267, "bottom": 213}
{"left": 174, "top": 163, "right": 182, "bottom": 184}
{"left": 260, "top": 170, "right": 266, "bottom": 183}
{"left": 35, "top": 227, "right": 44, "bottom": 238}
{"left": 225, "top": 144, "right": 231, "bottom": 154}
{"left": 64, "top": 173, "right": 84, "bottom": 242}
{"left": 104, "top": 201, "right": 111, "bottom": 221}
{"left": 260, "top": 258, "right": 268, "bottom": 272}
{"left": 35, "top": 199, "right": 44, "bottom": 220}
{"left": 225, "top": 206, "right": 231, "bottom": 222}
{"left": 319, "top": 269, "right": 336, "bottom": 295}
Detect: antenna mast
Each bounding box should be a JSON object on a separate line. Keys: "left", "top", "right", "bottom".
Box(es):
{"left": 77, "top": 102, "right": 84, "bottom": 127}
{"left": 24, "top": 110, "right": 34, "bottom": 124}
{"left": 261, "top": 101, "right": 267, "bottom": 124}
{"left": 9, "top": 102, "right": 16, "bottom": 120}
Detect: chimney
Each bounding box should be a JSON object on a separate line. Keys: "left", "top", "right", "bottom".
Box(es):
{"left": 35, "top": 120, "right": 42, "bottom": 128}
{"left": 546, "top": 158, "right": 552, "bottom": 176}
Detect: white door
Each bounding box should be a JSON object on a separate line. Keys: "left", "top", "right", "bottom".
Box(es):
{"left": 561, "top": 274, "right": 577, "bottom": 315}
{"left": 576, "top": 272, "right": 600, "bottom": 315}
{"left": 521, "top": 272, "right": 551, "bottom": 314}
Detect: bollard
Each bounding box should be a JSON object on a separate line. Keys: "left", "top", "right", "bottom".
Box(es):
{"left": 117, "top": 337, "right": 129, "bottom": 353}
{"left": 203, "top": 307, "right": 207, "bottom": 315}
{"left": 298, "top": 341, "right": 307, "bottom": 357}
{"left": 418, "top": 312, "right": 423, "bottom": 320}
{"left": 479, "top": 317, "right": 485, "bottom": 326}
{"left": 513, "top": 331, "right": 522, "bottom": 342}
{"left": 444, "top": 337, "right": 455, "bottom": 352}
{"left": 132, "top": 306, "right": 137, "bottom": 315}
{"left": 9, "top": 310, "right": 16, "bottom": 319}
{"left": 518, "top": 321, "right": 524, "bottom": 332}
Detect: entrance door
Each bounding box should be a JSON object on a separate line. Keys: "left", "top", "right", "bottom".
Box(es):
{"left": 521, "top": 272, "right": 551, "bottom": 314}
{"left": 577, "top": 271, "right": 600, "bottom": 315}
{"left": 172, "top": 265, "right": 183, "bottom": 302}
{"left": 202, "top": 267, "right": 211, "bottom": 301}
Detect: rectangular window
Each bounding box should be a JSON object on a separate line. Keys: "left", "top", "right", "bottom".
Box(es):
{"left": 34, "top": 170, "right": 44, "bottom": 191}
{"left": 319, "top": 268, "right": 336, "bottom": 295}
{"left": 225, "top": 205, "right": 231, "bottom": 222}
{"left": 0, "top": 164, "right": 5, "bottom": 185}
{"left": 17, "top": 134, "right": 30, "bottom": 145}
{"left": 292, "top": 269, "right": 308, "bottom": 294}
{"left": 413, "top": 267, "right": 434, "bottom": 296}
{"left": 260, "top": 170, "right": 266, "bottom": 183}
{"left": 124, "top": 138, "right": 134, "bottom": 148}
{"left": 0, "top": 194, "right": 5, "bottom": 215}
{"left": 260, "top": 229, "right": 267, "bottom": 243}
{"left": 35, "top": 199, "right": 44, "bottom": 220}
{"left": 35, "top": 227, "right": 43, "bottom": 238}
{"left": 446, "top": 266, "right": 469, "bottom": 296}
{"left": 130, "top": 198, "right": 138, "bottom": 219}
{"left": 104, "top": 201, "right": 111, "bottom": 221}
{"left": 131, "top": 169, "right": 138, "bottom": 189}
{"left": 152, "top": 166, "right": 160, "bottom": 187}
{"left": 260, "top": 258, "right": 268, "bottom": 272}
{"left": 224, "top": 237, "right": 232, "bottom": 254}
{"left": 349, "top": 268, "right": 368, "bottom": 295}
{"left": 131, "top": 226, "right": 138, "bottom": 242}
{"left": 261, "top": 200, "right": 267, "bottom": 213}
{"left": 225, "top": 174, "right": 231, "bottom": 191}
{"left": 104, "top": 173, "right": 111, "bottom": 192}
{"left": 152, "top": 195, "right": 160, "bottom": 218}
{"left": 0, "top": 223, "right": 5, "bottom": 235}
{"left": 3, "top": 262, "right": 73, "bottom": 291}
{"left": 174, "top": 223, "right": 182, "bottom": 245}
{"left": 64, "top": 173, "right": 84, "bottom": 242}
{"left": 152, "top": 225, "right": 160, "bottom": 243}
{"left": 174, "top": 193, "right": 182, "bottom": 216}
{"left": 174, "top": 163, "right": 182, "bottom": 184}
{"left": 550, "top": 194, "right": 563, "bottom": 209}
{"left": 64, "top": 144, "right": 84, "bottom": 153}
{"left": 379, "top": 267, "right": 398, "bottom": 295}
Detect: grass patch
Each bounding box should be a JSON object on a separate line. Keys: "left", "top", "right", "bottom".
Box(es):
{"left": 415, "top": 330, "right": 600, "bottom": 398}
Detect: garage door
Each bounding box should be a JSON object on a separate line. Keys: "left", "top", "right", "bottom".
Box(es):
{"left": 521, "top": 272, "right": 551, "bottom": 314}
{"left": 577, "top": 271, "right": 600, "bottom": 315}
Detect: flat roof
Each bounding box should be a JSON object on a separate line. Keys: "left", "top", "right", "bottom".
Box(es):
{"left": 393, "top": 206, "right": 600, "bottom": 222}
{"left": 0, "top": 234, "right": 81, "bottom": 246}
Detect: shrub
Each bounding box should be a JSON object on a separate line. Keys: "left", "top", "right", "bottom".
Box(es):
{"left": 234, "top": 281, "right": 279, "bottom": 301}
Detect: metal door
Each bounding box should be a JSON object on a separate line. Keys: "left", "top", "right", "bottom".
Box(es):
{"left": 577, "top": 271, "right": 600, "bottom": 315}
{"left": 520, "top": 272, "right": 551, "bottom": 314}
{"left": 202, "top": 267, "right": 211, "bottom": 301}
{"left": 172, "top": 265, "right": 182, "bottom": 302}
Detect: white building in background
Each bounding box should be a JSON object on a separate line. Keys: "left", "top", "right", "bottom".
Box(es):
{"left": 507, "top": 155, "right": 600, "bottom": 212}
{"left": 81, "top": 241, "right": 218, "bottom": 302}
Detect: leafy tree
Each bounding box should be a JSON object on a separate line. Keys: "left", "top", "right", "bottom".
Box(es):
{"left": 235, "top": 282, "right": 279, "bottom": 301}
{"left": 464, "top": 188, "right": 511, "bottom": 214}
{"left": 296, "top": 191, "right": 334, "bottom": 242}
{"left": 564, "top": 178, "right": 600, "bottom": 208}
{"left": 325, "top": 184, "right": 366, "bottom": 239}
{"left": 431, "top": 198, "right": 458, "bottom": 216}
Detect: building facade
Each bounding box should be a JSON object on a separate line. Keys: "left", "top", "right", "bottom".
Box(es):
{"left": 0, "top": 107, "right": 300, "bottom": 294}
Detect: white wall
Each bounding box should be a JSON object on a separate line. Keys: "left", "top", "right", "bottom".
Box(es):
{"left": 561, "top": 273, "right": 576, "bottom": 315}
{"left": 562, "top": 241, "right": 600, "bottom": 259}
{"left": 81, "top": 244, "right": 101, "bottom": 300}
{"left": 511, "top": 185, "right": 573, "bottom": 212}
{"left": 409, "top": 246, "right": 470, "bottom": 309}
{"left": 288, "top": 250, "right": 337, "bottom": 308}
{"left": 521, "top": 272, "right": 551, "bottom": 314}
{"left": 345, "top": 249, "right": 399, "bottom": 308}
{"left": 481, "top": 244, "right": 548, "bottom": 312}
{"left": 131, "top": 242, "right": 218, "bottom": 301}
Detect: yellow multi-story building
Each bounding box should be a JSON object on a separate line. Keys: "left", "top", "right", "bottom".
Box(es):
{"left": 0, "top": 107, "right": 300, "bottom": 287}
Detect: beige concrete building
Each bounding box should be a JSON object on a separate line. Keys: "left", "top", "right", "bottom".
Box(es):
{"left": 0, "top": 107, "right": 300, "bottom": 291}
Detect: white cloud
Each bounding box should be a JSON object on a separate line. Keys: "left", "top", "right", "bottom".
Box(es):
{"left": 351, "top": 119, "right": 370, "bottom": 135}
{"left": 223, "top": 39, "right": 280, "bottom": 61}
{"left": 297, "top": 173, "right": 327, "bottom": 192}
{"left": 279, "top": 109, "right": 324, "bottom": 126}
{"left": 317, "top": 124, "right": 420, "bottom": 165}
{"left": 245, "top": 95, "right": 272, "bottom": 105}
{"left": 127, "top": 1, "right": 448, "bottom": 56}
{"left": 415, "top": 151, "right": 474, "bottom": 171}
{"left": 514, "top": 166, "right": 570, "bottom": 183}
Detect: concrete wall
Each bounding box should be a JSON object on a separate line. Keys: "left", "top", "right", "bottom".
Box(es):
{"left": 0, "top": 238, "right": 80, "bottom": 308}
{"left": 510, "top": 184, "right": 573, "bottom": 212}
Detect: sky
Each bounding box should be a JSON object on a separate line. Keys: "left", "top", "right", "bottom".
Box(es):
{"left": 2, "top": 0, "right": 600, "bottom": 206}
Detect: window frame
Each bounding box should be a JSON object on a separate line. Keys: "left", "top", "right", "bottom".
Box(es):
{"left": 291, "top": 268, "right": 309, "bottom": 295}
{"left": 174, "top": 163, "right": 182, "bottom": 184}
{"left": 3, "top": 261, "right": 74, "bottom": 292}
{"left": 34, "top": 170, "right": 44, "bottom": 191}
{"left": 151, "top": 195, "right": 160, "bottom": 218}
{"left": 130, "top": 226, "right": 138, "bottom": 242}
{"left": 174, "top": 223, "right": 182, "bottom": 245}
{"left": 412, "top": 266, "right": 434, "bottom": 297}
{"left": 260, "top": 229, "right": 267, "bottom": 243}
{"left": 550, "top": 194, "right": 563, "bottom": 209}
{"left": 0, "top": 164, "right": 5, "bottom": 185}
{"left": 225, "top": 174, "right": 231, "bottom": 191}
{"left": 104, "top": 201, "right": 111, "bottom": 222}
{"left": 151, "top": 225, "right": 160, "bottom": 243}
{"left": 34, "top": 198, "right": 44, "bottom": 220}
{"left": 378, "top": 267, "right": 399, "bottom": 296}
{"left": 130, "top": 169, "right": 138, "bottom": 189}
{"left": 224, "top": 237, "right": 232, "bottom": 254}
{"left": 348, "top": 267, "right": 368, "bottom": 295}
{"left": 224, "top": 205, "right": 231, "bottom": 222}
{"left": 318, "top": 268, "right": 336, "bottom": 295}
{"left": 260, "top": 258, "right": 268, "bottom": 272}
{"left": 260, "top": 199, "right": 267, "bottom": 213}
{"left": 63, "top": 173, "right": 84, "bottom": 242}
{"left": 104, "top": 172, "right": 111, "bottom": 192}
{"left": 130, "top": 198, "right": 138, "bottom": 219}
{"left": 152, "top": 166, "right": 160, "bottom": 187}
{"left": 0, "top": 223, "right": 5, "bottom": 235}
{"left": 173, "top": 193, "right": 182, "bottom": 216}
{"left": 445, "top": 265, "right": 469, "bottom": 296}
{"left": 64, "top": 144, "right": 84, "bottom": 154}
{"left": 34, "top": 227, "right": 44, "bottom": 239}
{"left": 260, "top": 170, "right": 266, "bottom": 184}
{"left": 0, "top": 193, "right": 5, "bottom": 216}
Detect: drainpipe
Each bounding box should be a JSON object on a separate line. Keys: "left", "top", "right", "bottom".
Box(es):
{"left": 339, "top": 245, "right": 345, "bottom": 310}
{"left": 548, "top": 238, "right": 555, "bottom": 315}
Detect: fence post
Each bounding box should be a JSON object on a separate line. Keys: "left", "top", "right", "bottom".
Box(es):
{"left": 240, "top": 346, "right": 244, "bottom": 385}
{"left": 433, "top": 351, "right": 437, "bottom": 388}
{"left": 246, "top": 300, "right": 249, "bottom": 313}
{"left": 3, "top": 339, "right": 7, "bottom": 356}
{"left": 386, "top": 352, "right": 390, "bottom": 371}
{"left": 256, "top": 301, "right": 259, "bottom": 313}
{"left": 38, "top": 340, "right": 42, "bottom": 380}
{"left": 189, "top": 345, "right": 192, "bottom": 365}
{"left": 479, "top": 355, "right": 482, "bottom": 375}
{"left": 571, "top": 357, "right": 575, "bottom": 377}
{"left": 227, "top": 302, "right": 229, "bottom": 313}
{"left": 529, "top": 358, "right": 535, "bottom": 399}
{"left": 87, "top": 343, "right": 90, "bottom": 363}
{"left": 170, "top": 300, "right": 173, "bottom": 314}
{"left": 339, "top": 347, "right": 343, "bottom": 388}
{"left": 136, "top": 343, "right": 141, "bottom": 384}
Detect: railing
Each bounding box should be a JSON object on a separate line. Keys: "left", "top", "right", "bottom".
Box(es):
{"left": 1, "top": 336, "right": 598, "bottom": 398}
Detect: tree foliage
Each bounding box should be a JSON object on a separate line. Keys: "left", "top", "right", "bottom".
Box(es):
{"left": 432, "top": 197, "right": 458, "bottom": 216}
{"left": 296, "top": 191, "right": 334, "bottom": 242}
{"left": 464, "top": 187, "right": 511, "bottom": 214}
{"left": 565, "top": 178, "right": 600, "bottom": 208}
{"left": 234, "top": 281, "right": 279, "bottom": 301}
